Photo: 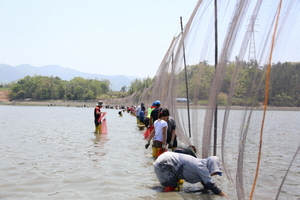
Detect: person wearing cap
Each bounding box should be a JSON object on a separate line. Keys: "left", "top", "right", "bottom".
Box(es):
{"left": 150, "top": 100, "right": 162, "bottom": 126}
{"left": 153, "top": 151, "right": 227, "bottom": 195}
{"left": 94, "top": 101, "right": 103, "bottom": 133}
{"left": 143, "top": 102, "right": 156, "bottom": 127}
{"left": 145, "top": 108, "right": 170, "bottom": 158}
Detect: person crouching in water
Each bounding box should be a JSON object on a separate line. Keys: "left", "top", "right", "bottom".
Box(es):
{"left": 153, "top": 151, "right": 227, "bottom": 196}
{"left": 174, "top": 145, "right": 197, "bottom": 158}
{"left": 145, "top": 108, "right": 170, "bottom": 158}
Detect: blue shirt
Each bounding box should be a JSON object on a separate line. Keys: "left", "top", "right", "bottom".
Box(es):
{"left": 139, "top": 110, "right": 145, "bottom": 122}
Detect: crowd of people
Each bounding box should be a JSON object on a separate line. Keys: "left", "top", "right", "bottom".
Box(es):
{"left": 93, "top": 100, "right": 226, "bottom": 196}
{"left": 134, "top": 100, "right": 226, "bottom": 196}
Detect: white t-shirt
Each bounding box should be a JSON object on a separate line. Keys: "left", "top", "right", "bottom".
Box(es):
{"left": 153, "top": 119, "right": 168, "bottom": 142}
{"left": 135, "top": 106, "right": 141, "bottom": 116}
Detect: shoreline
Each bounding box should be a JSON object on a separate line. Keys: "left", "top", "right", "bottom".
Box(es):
{"left": 0, "top": 100, "right": 98, "bottom": 107}
{"left": 1, "top": 100, "right": 300, "bottom": 111}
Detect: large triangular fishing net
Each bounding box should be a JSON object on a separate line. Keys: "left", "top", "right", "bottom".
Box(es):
{"left": 118, "top": 0, "right": 300, "bottom": 199}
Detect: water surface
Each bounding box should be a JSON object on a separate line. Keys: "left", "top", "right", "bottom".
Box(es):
{"left": 1, "top": 106, "right": 228, "bottom": 200}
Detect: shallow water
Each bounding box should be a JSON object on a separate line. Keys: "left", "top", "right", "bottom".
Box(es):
{"left": 0, "top": 106, "right": 228, "bottom": 200}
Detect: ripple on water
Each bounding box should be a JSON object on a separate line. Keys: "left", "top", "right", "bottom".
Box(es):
{"left": 1, "top": 106, "right": 299, "bottom": 199}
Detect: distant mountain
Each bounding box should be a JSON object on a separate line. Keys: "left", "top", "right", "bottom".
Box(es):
{"left": 0, "top": 64, "right": 140, "bottom": 91}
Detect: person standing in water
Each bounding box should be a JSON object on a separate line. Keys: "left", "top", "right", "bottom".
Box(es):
{"left": 143, "top": 102, "right": 156, "bottom": 139}
{"left": 94, "top": 101, "right": 103, "bottom": 133}
{"left": 150, "top": 100, "right": 162, "bottom": 126}
{"left": 135, "top": 102, "right": 144, "bottom": 123}
{"left": 145, "top": 108, "right": 169, "bottom": 158}
{"left": 139, "top": 106, "right": 146, "bottom": 125}
{"left": 143, "top": 102, "right": 156, "bottom": 127}
{"left": 153, "top": 151, "right": 227, "bottom": 196}
{"left": 166, "top": 116, "right": 178, "bottom": 151}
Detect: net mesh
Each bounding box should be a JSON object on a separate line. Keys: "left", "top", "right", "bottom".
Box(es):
{"left": 116, "top": 0, "right": 300, "bottom": 199}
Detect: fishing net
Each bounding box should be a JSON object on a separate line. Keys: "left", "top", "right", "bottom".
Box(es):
{"left": 117, "top": 0, "right": 300, "bottom": 199}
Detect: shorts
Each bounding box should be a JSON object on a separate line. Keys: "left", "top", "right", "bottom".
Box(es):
{"left": 153, "top": 140, "right": 163, "bottom": 148}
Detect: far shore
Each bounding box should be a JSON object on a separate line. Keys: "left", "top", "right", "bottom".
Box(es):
{"left": 0, "top": 100, "right": 100, "bottom": 108}
{"left": 1, "top": 100, "right": 300, "bottom": 111}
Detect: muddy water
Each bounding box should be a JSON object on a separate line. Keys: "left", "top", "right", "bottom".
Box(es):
{"left": 1, "top": 106, "right": 229, "bottom": 200}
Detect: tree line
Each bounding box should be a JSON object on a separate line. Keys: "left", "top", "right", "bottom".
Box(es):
{"left": 185, "top": 61, "right": 300, "bottom": 107}
{"left": 6, "top": 62, "right": 300, "bottom": 107}
{"left": 8, "top": 75, "right": 110, "bottom": 100}
{"left": 127, "top": 61, "right": 300, "bottom": 107}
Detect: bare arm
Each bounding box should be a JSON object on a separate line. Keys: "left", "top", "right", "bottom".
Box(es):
{"left": 145, "top": 129, "right": 155, "bottom": 149}
{"left": 219, "top": 191, "right": 227, "bottom": 196}
{"left": 171, "top": 129, "right": 176, "bottom": 143}
{"left": 162, "top": 126, "right": 167, "bottom": 146}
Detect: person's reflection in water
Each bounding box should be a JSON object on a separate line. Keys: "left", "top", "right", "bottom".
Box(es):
{"left": 93, "top": 133, "right": 109, "bottom": 146}
{"left": 89, "top": 133, "right": 109, "bottom": 162}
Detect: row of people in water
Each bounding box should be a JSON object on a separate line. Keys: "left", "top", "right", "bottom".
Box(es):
{"left": 133, "top": 101, "right": 196, "bottom": 158}
{"left": 134, "top": 100, "right": 227, "bottom": 196}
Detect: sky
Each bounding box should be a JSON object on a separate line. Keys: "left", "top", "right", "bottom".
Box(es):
{"left": 0, "top": 0, "right": 198, "bottom": 78}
